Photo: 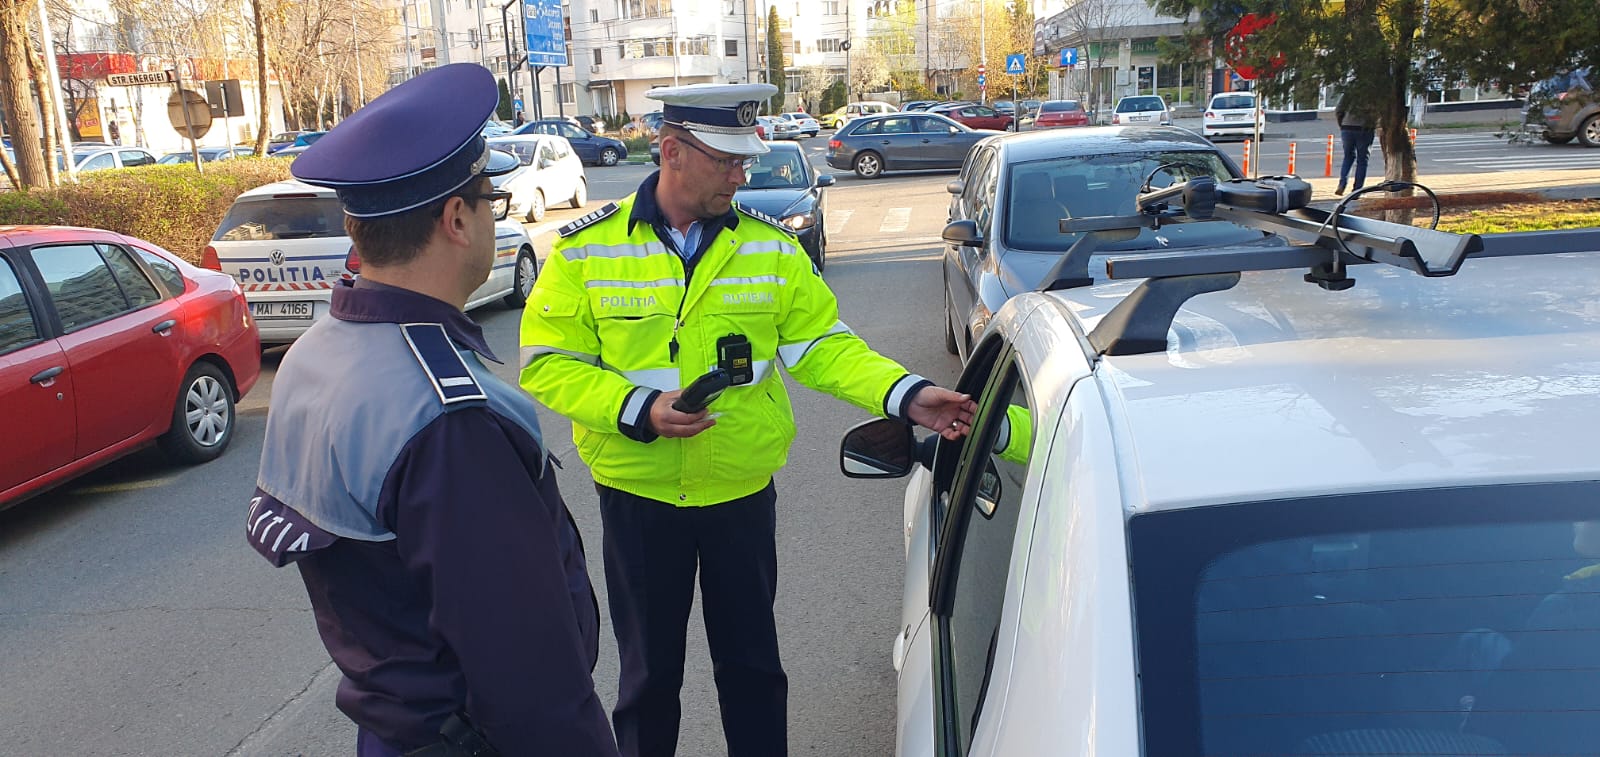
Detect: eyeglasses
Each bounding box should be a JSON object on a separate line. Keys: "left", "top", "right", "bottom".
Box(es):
{"left": 435, "top": 189, "right": 514, "bottom": 221}
{"left": 675, "top": 136, "right": 757, "bottom": 173}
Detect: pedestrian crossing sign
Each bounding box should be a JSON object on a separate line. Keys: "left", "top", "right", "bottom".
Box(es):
{"left": 1006, "top": 54, "right": 1026, "bottom": 75}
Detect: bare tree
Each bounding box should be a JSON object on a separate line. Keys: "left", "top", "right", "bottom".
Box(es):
{"left": 27, "top": 34, "right": 61, "bottom": 185}
{"left": 1056, "top": 0, "right": 1141, "bottom": 112}
{"left": 250, "top": 0, "right": 268, "bottom": 152}
{"left": 927, "top": 4, "right": 974, "bottom": 96}
{"left": 849, "top": 39, "right": 891, "bottom": 99}
{"left": 796, "top": 65, "right": 834, "bottom": 115}
{"left": 1, "top": 0, "right": 50, "bottom": 188}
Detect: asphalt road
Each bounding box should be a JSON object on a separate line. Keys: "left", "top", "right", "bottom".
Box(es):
{"left": 0, "top": 153, "right": 964, "bottom": 756}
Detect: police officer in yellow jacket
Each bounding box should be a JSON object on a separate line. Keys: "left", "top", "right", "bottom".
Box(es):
{"left": 519, "top": 83, "right": 976, "bottom": 757}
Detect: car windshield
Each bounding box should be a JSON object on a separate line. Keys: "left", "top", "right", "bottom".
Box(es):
{"left": 213, "top": 196, "right": 347, "bottom": 241}
{"left": 1212, "top": 95, "right": 1257, "bottom": 110}
{"left": 744, "top": 150, "right": 807, "bottom": 189}
{"left": 490, "top": 141, "right": 538, "bottom": 166}
{"left": 1118, "top": 98, "right": 1165, "bottom": 112}
{"left": 1004, "top": 150, "right": 1261, "bottom": 252}
{"left": 1130, "top": 484, "right": 1600, "bottom": 757}
{"left": 1039, "top": 101, "right": 1082, "bottom": 113}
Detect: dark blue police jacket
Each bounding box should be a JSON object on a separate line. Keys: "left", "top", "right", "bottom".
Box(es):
{"left": 245, "top": 278, "right": 616, "bottom": 755}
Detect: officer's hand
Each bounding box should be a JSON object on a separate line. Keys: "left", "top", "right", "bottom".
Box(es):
{"left": 651, "top": 391, "right": 718, "bottom": 438}
{"left": 907, "top": 386, "right": 978, "bottom": 442}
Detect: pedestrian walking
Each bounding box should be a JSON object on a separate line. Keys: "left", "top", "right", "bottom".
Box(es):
{"left": 518, "top": 82, "right": 978, "bottom": 757}
{"left": 244, "top": 63, "right": 619, "bottom": 757}
{"left": 107, "top": 120, "right": 120, "bottom": 146}
{"left": 1336, "top": 92, "right": 1379, "bottom": 195}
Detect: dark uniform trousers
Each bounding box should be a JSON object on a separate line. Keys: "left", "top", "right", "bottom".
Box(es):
{"left": 598, "top": 480, "right": 788, "bottom": 757}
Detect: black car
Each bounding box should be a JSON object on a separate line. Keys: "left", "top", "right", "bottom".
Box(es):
{"left": 513, "top": 119, "right": 628, "bottom": 166}
{"left": 733, "top": 142, "right": 835, "bottom": 271}
{"left": 825, "top": 112, "right": 999, "bottom": 179}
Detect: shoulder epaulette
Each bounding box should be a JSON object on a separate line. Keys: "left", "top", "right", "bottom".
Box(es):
{"left": 558, "top": 201, "right": 621, "bottom": 238}
{"left": 399, "top": 323, "right": 487, "bottom": 406}
{"left": 736, "top": 203, "right": 791, "bottom": 233}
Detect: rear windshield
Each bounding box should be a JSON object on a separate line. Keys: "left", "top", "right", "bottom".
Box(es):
{"left": 213, "top": 196, "right": 347, "bottom": 241}
{"left": 1004, "top": 150, "right": 1264, "bottom": 252}
{"left": 1117, "top": 97, "right": 1165, "bottom": 112}
{"left": 1131, "top": 484, "right": 1600, "bottom": 757}
{"left": 1039, "top": 101, "right": 1082, "bottom": 113}
{"left": 1211, "top": 95, "right": 1257, "bottom": 110}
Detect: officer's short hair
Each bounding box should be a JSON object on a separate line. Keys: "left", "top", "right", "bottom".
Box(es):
{"left": 344, "top": 180, "right": 488, "bottom": 268}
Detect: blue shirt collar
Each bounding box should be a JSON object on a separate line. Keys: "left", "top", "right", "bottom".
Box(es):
{"left": 330, "top": 278, "right": 500, "bottom": 362}
{"left": 627, "top": 170, "right": 740, "bottom": 239}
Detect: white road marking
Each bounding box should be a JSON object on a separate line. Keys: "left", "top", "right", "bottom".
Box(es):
{"left": 827, "top": 208, "right": 854, "bottom": 235}
{"left": 880, "top": 207, "right": 912, "bottom": 234}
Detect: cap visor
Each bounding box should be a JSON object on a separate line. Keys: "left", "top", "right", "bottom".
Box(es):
{"left": 482, "top": 148, "right": 521, "bottom": 177}
{"left": 695, "top": 131, "right": 769, "bottom": 156}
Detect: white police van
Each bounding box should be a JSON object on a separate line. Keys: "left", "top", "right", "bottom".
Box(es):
{"left": 206, "top": 180, "right": 538, "bottom": 344}
{"left": 841, "top": 177, "right": 1600, "bottom": 756}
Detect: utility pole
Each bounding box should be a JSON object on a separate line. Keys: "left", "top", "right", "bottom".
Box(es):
{"left": 979, "top": 0, "right": 986, "bottom": 104}
{"left": 38, "top": 0, "right": 76, "bottom": 182}
{"left": 924, "top": 0, "right": 931, "bottom": 92}
{"left": 845, "top": 0, "right": 851, "bottom": 100}
{"left": 353, "top": 0, "right": 365, "bottom": 106}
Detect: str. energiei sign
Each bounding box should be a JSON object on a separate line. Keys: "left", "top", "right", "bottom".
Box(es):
{"left": 106, "top": 70, "right": 175, "bottom": 86}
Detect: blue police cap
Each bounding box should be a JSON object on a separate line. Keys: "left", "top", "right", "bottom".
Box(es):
{"left": 648, "top": 83, "right": 778, "bottom": 156}
{"left": 291, "top": 63, "right": 519, "bottom": 218}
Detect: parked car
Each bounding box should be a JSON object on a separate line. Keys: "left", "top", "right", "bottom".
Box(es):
{"left": 265, "top": 131, "right": 311, "bottom": 154}
{"left": 1029, "top": 99, "right": 1091, "bottom": 129}
{"left": 513, "top": 119, "right": 628, "bottom": 166}
{"left": 940, "top": 125, "right": 1279, "bottom": 361}
{"left": 1111, "top": 94, "right": 1172, "bottom": 125}
{"left": 927, "top": 102, "right": 1016, "bottom": 131}
{"left": 485, "top": 136, "right": 587, "bottom": 222}
{"left": 266, "top": 131, "right": 326, "bottom": 155}
{"left": 779, "top": 112, "right": 822, "bottom": 137}
{"left": 760, "top": 115, "right": 802, "bottom": 140}
{"left": 0, "top": 226, "right": 261, "bottom": 509}
{"left": 819, "top": 107, "right": 849, "bottom": 129}
{"left": 901, "top": 100, "right": 941, "bottom": 112}
{"left": 733, "top": 141, "right": 834, "bottom": 271}
{"left": 156, "top": 147, "right": 256, "bottom": 165}
{"left": 992, "top": 100, "right": 1017, "bottom": 115}
{"left": 204, "top": 180, "right": 538, "bottom": 345}
{"left": 1203, "top": 91, "right": 1266, "bottom": 140}
{"left": 1522, "top": 67, "right": 1600, "bottom": 147}
{"left": 70, "top": 146, "right": 158, "bottom": 171}
{"left": 481, "top": 120, "right": 514, "bottom": 138}
{"left": 269, "top": 145, "right": 311, "bottom": 159}
{"left": 827, "top": 112, "right": 999, "bottom": 179}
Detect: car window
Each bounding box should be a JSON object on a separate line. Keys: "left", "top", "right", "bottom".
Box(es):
{"left": 969, "top": 147, "right": 1001, "bottom": 232}
{"left": 1212, "top": 95, "right": 1257, "bottom": 110}
{"left": 538, "top": 141, "right": 559, "bottom": 165}
{"left": 960, "top": 146, "right": 996, "bottom": 221}
{"left": 973, "top": 107, "right": 996, "bottom": 117}
{"left": 0, "top": 257, "right": 40, "bottom": 355}
{"left": 879, "top": 117, "right": 914, "bottom": 134}
{"left": 536, "top": 123, "right": 559, "bottom": 136}
{"left": 213, "top": 197, "right": 348, "bottom": 241}
{"left": 97, "top": 244, "right": 161, "bottom": 308}
{"left": 938, "top": 359, "right": 1034, "bottom": 752}
{"left": 32, "top": 244, "right": 135, "bottom": 332}
{"left": 559, "top": 124, "right": 586, "bottom": 140}
{"left": 118, "top": 150, "right": 154, "bottom": 167}
{"left": 80, "top": 153, "right": 115, "bottom": 171}
{"left": 1131, "top": 485, "right": 1600, "bottom": 757}
{"left": 911, "top": 116, "right": 949, "bottom": 134}
{"left": 850, "top": 119, "right": 883, "bottom": 135}
{"left": 549, "top": 139, "right": 571, "bottom": 159}
{"left": 746, "top": 150, "right": 807, "bottom": 189}
{"left": 497, "top": 141, "right": 538, "bottom": 166}
{"left": 134, "top": 248, "right": 186, "bottom": 296}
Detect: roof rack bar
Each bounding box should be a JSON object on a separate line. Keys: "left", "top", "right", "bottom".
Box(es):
{"left": 1212, "top": 206, "right": 1483, "bottom": 277}
{"left": 1474, "top": 228, "right": 1600, "bottom": 258}
{"left": 1041, "top": 226, "right": 1145, "bottom": 291}
{"left": 1058, "top": 214, "right": 1160, "bottom": 234}
{"left": 1103, "top": 244, "right": 1338, "bottom": 280}
{"left": 1087, "top": 273, "right": 1242, "bottom": 356}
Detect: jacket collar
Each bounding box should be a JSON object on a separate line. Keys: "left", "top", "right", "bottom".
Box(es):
{"left": 330, "top": 277, "right": 499, "bottom": 362}
{"left": 627, "top": 170, "right": 740, "bottom": 241}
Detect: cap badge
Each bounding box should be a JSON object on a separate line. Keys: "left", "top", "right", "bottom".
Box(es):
{"left": 468, "top": 149, "right": 489, "bottom": 176}
{"left": 736, "top": 101, "right": 758, "bottom": 127}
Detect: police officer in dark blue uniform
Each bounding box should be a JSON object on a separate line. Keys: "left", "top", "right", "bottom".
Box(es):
{"left": 244, "top": 63, "right": 620, "bottom": 757}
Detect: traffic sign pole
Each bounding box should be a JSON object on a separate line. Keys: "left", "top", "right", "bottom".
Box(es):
{"left": 171, "top": 62, "right": 203, "bottom": 173}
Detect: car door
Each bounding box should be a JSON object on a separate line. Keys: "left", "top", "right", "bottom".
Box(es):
{"left": 557, "top": 123, "right": 598, "bottom": 163}
{"left": 916, "top": 116, "right": 968, "bottom": 168}
{"left": 873, "top": 116, "right": 921, "bottom": 169}
{"left": 30, "top": 242, "right": 182, "bottom": 458}
{"left": 0, "top": 251, "right": 76, "bottom": 499}
{"left": 540, "top": 138, "right": 576, "bottom": 203}
{"left": 948, "top": 146, "right": 998, "bottom": 359}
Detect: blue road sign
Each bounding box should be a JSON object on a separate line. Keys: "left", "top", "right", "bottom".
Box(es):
{"left": 523, "top": 0, "right": 567, "bottom": 67}
{"left": 977, "top": 74, "right": 987, "bottom": 86}
{"left": 1005, "top": 54, "right": 1025, "bottom": 75}
{"left": 514, "top": 98, "right": 524, "bottom": 111}
{"left": 1060, "top": 48, "right": 1078, "bottom": 67}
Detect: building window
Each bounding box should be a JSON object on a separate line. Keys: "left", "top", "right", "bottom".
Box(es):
{"left": 793, "top": 40, "right": 801, "bottom": 55}
{"left": 823, "top": 0, "right": 841, "bottom": 13}
{"left": 589, "top": 8, "right": 599, "bottom": 22}
{"left": 559, "top": 83, "right": 577, "bottom": 103}
{"left": 725, "top": 39, "right": 738, "bottom": 57}
{"left": 593, "top": 47, "right": 603, "bottom": 65}
{"left": 617, "top": 0, "right": 672, "bottom": 19}
{"left": 819, "top": 38, "right": 841, "bottom": 53}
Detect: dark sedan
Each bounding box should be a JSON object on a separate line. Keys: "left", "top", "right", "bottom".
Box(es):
{"left": 826, "top": 112, "right": 999, "bottom": 179}
{"left": 940, "top": 126, "right": 1281, "bottom": 362}
{"left": 734, "top": 142, "right": 834, "bottom": 270}
{"left": 514, "top": 119, "right": 628, "bottom": 166}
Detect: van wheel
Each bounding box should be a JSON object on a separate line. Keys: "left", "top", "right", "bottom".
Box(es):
{"left": 570, "top": 179, "right": 587, "bottom": 208}
{"left": 504, "top": 247, "right": 536, "bottom": 308}
{"left": 854, "top": 151, "right": 883, "bottom": 179}
{"left": 526, "top": 190, "right": 546, "bottom": 222}
{"left": 1579, "top": 115, "right": 1600, "bottom": 148}
{"left": 158, "top": 362, "right": 235, "bottom": 464}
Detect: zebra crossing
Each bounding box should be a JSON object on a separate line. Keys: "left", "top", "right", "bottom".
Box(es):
{"left": 824, "top": 205, "right": 942, "bottom": 239}
{"left": 1413, "top": 132, "right": 1600, "bottom": 172}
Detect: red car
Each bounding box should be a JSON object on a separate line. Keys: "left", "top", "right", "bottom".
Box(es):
{"left": 1031, "top": 99, "right": 1091, "bottom": 129}
{"left": 0, "top": 226, "right": 261, "bottom": 509}
{"left": 929, "top": 103, "right": 1016, "bottom": 131}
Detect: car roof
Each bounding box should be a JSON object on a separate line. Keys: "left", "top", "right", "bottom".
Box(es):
{"left": 236, "top": 179, "right": 336, "bottom": 199}
{"left": 1021, "top": 247, "right": 1600, "bottom": 513}
{"left": 983, "top": 125, "right": 1214, "bottom": 161}
{"left": 759, "top": 141, "right": 803, "bottom": 153}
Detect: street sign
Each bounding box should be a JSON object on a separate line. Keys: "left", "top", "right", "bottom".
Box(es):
{"left": 523, "top": 0, "right": 568, "bottom": 67}
{"left": 106, "top": 70, "right": 174, "bottom": 86}
{"left": 1006, "top": 54, "right": 1025, "bottom": 75}
{"left": 514, "top": 98, "right": 524, "bottom": 112}
{"left": 977, "top": 64, "right": 986, "bottom": 75}
{"left": 167, "top": 89, "right": 213, "bottom": 139}
{"left": 977, "top": 74, "right": 986, "bottom": 86}
{"left": 1059, "top": 48, "right": 1078, "bottom": 67}
{"left": 204, "top": 79, "right": 244, "bottom": 117}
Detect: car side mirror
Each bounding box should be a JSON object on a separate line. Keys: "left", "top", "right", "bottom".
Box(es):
{"left": 942, "top": 219, "right": 984, "bottom": 248}
{"left": 817, "top": 174, "right": 836, "bottom": 188}
{"left": 839, "top": 418, "right": 916, "bottom": 478}
{"left": 946, "top": 179, "right": 965, "bottom": 195}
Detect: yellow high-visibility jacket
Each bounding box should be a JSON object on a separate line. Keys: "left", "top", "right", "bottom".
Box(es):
{"left": 519, "top": 189, "right": 929, "bottom": 506}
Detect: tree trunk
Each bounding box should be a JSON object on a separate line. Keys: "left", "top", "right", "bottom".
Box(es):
{"left": 252, "top": 0, "right": 270, "bottom": 154}
{"left": 1379, "top": 61, "right": 1418, "bottom": 224}
{"left": 27, "top": 35, "right": 59, "bottom": 187}
{"left": 0, "top": 0, "right": 48, "bottom": 189}
{"left": 0, "top": 132, "right": 20, "bottom": 187}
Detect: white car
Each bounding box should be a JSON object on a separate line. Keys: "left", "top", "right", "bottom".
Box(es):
{"left": 204, "top": 180, "right": 537, "bottom": 345}
{"left": 1203, "top": 91, "right": 1266, "bottom": 140}
{"left": 486, "top": 135, "right": 587, "bottom": 222}
{"left": 1111, "top": 94, "right": 1172, "bottom": 126}
{"left": 760, "top": 115, "right": 802, "bottom": 140}
{"left": 840, "top": 184, "right": 1600, "bottom": 756}
{"left": 779, "top": 112, "right": 821, "bottom": 138}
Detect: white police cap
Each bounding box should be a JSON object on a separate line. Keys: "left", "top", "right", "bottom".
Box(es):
{"left": 646, "top": 83, "right": 779, "bottom": 156}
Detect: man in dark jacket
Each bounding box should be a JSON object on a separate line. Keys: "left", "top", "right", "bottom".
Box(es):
{"left": 1335, "top": 93, "right": 1379, "bottom": 195}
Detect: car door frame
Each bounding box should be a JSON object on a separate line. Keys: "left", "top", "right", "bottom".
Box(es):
{"left": 0, "top": 244, "right": 77, "bottom": 502}
{"left": 947, "top": 144, "right": 998, "bottom": 363}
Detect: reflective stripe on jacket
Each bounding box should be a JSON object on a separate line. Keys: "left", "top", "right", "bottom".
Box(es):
{"left": 519, "top": 192, "right": 925, "bottom": 506}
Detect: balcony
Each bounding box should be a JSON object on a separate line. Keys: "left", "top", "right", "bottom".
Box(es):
{"left": 599, "top": 54, "right": 723, "bottom": 82}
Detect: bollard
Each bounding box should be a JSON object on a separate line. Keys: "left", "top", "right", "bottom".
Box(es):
{"left": 1409, "top": 127, "right": 1417, "bottom": 146}
{"left": 1243, "top": 139, "right": 1252, "bottom": 177}
{"left": 1325, "top": 134, "right": 1334, "bottom": 177}
{"left": 1287, "top": 141, "right": 1297, "bottom": 175}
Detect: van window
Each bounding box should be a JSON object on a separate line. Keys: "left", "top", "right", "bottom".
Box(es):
{"left": 213, "top": 197, "right": 348, "bottom": 241}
